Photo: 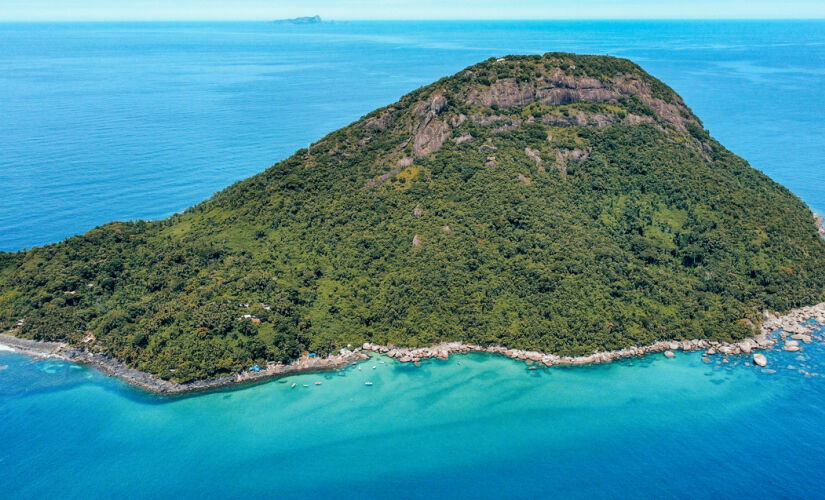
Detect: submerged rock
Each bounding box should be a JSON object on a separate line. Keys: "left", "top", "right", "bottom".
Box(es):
{"left": 790, "top": 334, "right": 812, "bottom": 343}
{"left": 783, "top": 340, "right": 801, "bottom": 352}
{"left": 664, "top": 350, "right": 675, "bottom": 358}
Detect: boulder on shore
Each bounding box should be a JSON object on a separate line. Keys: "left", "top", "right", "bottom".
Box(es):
{"left": 664, "top": 350, "right": 675, "bottom": 358}
{"left": 753, "top": 353, "right": 767, "bottom": 367}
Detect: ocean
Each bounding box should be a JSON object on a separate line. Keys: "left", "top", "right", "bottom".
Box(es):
{"left": 3, "top": 347, "right": 825, "bottom": 498}
{"left": 1, "top": 21, "right": 825, "bottom": 498}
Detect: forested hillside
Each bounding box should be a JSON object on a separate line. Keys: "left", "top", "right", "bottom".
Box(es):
{"left": 3, "top": 53, "right": 824, "bottom": 382}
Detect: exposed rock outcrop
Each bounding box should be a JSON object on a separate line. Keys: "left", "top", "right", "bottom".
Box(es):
{"left": 412, "top": 93, "right": 451, "bottom": 157}
{"left": 463, "top": 68, "right": 693, "bottom": 132}
{"left": 753, "top": 353, "right": 767, "bottom": 367}
{"left": 467, "top": 77, "right": 534, "bottom": 108}
{"left": 413, "top": 118, "right": 449, "bottom": 157}
{"left": 364, "top": 108, "right": 396, "bottom": 130}
{"left": 552, "top": 148, "right": 591, "bottom": 176}
{"left": 556, "top": 148, "right": 590, "bottom": 164}
{"left": 541, "top": 111, "right": 618, "bottom": 128}
{"left": 524, "top": 147, "right": 542, "bottom": 166}
{"left": 453, "top": 134, "right": 473, "bottom": 145}
{"left": 783, "top": 340, "right": 800, "bottom": 352}
{"left": 397, "top": 157, "right": 414, "bottom": 168}
{"left": 492, "top": 119, "right": 522, "bottom": 134}
{"left": 450, "top": 113, "right": 467, "bottom": 127}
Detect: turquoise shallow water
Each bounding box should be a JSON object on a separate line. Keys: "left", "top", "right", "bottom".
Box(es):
{"left": 3, "top": 337, "right": 825, "bottom": 499}
{"left": 3, "top": 21, "right": 825, "bottom": 498}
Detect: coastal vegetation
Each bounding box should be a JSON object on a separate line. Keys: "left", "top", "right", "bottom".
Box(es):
{"left": 2, "top": 53, "right": 824, "bottom": 383}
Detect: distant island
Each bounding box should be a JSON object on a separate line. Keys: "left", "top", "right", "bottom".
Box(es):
{"left": 2, "top": 53, "right": 825, "bottom": 389}
{"left": 273, "top": 15, "right": 322, "bottom": 25}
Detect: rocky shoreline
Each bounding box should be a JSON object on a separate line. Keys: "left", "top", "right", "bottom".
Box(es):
{"left": 361, "top": 302, "right": 825, "bottom": 368}
{"left": 0, "top": 333, "right": 368, "bottom": 395}
{"left": 2, "top": 301, "right": 825, "bottom": 394}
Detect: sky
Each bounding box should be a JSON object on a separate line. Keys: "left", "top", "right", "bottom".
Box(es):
{"left": 2, "top": 0, "right": 825, "bottom": 21}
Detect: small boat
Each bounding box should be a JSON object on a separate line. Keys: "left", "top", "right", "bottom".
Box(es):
{"left": 357, "top": 366, "right": 361, "bottom": 370}
{"left": 365, "top": 382, "right": 373, "bottom": 386}
{"left": 528, "top": 366, "right": 537, "bottom": 371}
{"left": 302, "top": 384, "right": 309, "bottom": 387}
{"left": 315, "top": 381, "right": 322, "bottom": 385}
{"left": 372, "top": 365, "right": 376, "bottom": 369}
{"left": 379, "top": 361, "right": 385, "bottom": 364}
{"left": 291, "top": 383, "right": 296, "bottom": 388}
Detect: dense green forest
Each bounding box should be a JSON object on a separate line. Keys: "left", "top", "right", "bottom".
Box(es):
{"left": 2, "top": 53, "right": 824, "bottom": 382}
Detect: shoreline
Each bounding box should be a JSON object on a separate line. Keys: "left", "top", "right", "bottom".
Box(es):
{"left": 362, "top": 302, "right": 825, "bottom": 365}
{"left": 2, "top": 301, "right": 825, "bottom": 395}
{"left": 0, "top": 333, "right": 369, "bottom": 395}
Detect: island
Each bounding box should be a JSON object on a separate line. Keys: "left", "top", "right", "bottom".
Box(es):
{"left": 273, "top": 15, "right": 322, "bottom": 25}
{"left": 2, "top": 53, "right": 825, "bottom": 392}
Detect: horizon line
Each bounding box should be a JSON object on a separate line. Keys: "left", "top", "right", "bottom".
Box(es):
{"left": 0, "top": 15, "right": 825, "bottom": 24}
{"left": 2, "top": 17, "right": 825, "bottom": 23}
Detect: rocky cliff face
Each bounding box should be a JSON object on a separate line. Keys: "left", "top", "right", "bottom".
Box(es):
{"left": 463, "top": 68, "right": 693, "bottom": 131}
{"left": 356, "top": 53, "right": 707, "bottom": 186}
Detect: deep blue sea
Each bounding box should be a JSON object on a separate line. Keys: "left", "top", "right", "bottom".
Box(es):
{"left": 2, "top": 21, "right": 825, "bottom": 499}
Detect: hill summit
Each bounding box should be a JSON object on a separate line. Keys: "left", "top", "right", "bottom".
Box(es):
{"left": 3, "top": 53, "right": 824, "bottom": 382}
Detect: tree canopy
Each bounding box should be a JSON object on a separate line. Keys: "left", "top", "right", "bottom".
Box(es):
{"left": 2, "top": 53, "right": 824, "bottom": 382}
